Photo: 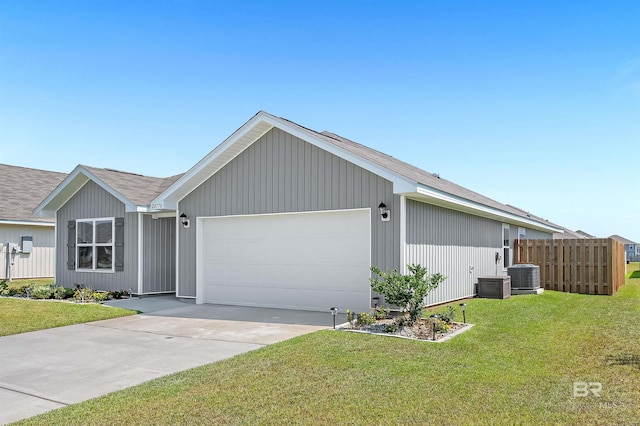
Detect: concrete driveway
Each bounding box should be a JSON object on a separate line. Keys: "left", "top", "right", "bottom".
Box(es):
{"left": 0, "top": 296, "right": 339, "bottom": 425}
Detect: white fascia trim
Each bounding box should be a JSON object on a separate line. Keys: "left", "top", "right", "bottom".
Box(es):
{"left": 137, "top": 213, "right": 144, "bottom": 295}
{"left": 0, "top": 220, "right": 54, "bottom": 227}
{"left": 195, "top": 216, "right": 203, "bottom": 304}
{"left": 33, "top": 165, "right": 140, "bottom": 216}
{"left": 33, "top": 166, "right": 89, "bottom": 217}
{"left": 399, "top": 195, "right": 407, "bottom": 274}
{"left": 153, "top": 112, "right": 275, "bottom": 205}
{"left": 152, "top": 111, "right": 417, "bottom": 206}
{"left": 175, "top": 211, "right": 182, "bottom": 298}
{"left": 414, "top": 185, "right": 563, "bottom": 233}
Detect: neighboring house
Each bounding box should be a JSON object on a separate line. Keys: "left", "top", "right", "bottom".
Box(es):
{"left": 553, "top": 228, "right": 590, "bottom": 239}
{"left": 0, "top": 164, "right": 66, "bottom": 280}
{"left": 35, "top": 111, "right": 563, "bottom": 312}
{"left": 575, "top": 230, "right": 596, "bottom": 239}
{"left": 610, "top": 235, "right": 640, "bottom": 262}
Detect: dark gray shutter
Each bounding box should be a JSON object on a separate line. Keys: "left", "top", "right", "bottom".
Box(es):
{"left": 115, "top": 217, "right": 124, "bottom": 271}
{"left": 67, "top": 221, "right": 76, "bottom": 270}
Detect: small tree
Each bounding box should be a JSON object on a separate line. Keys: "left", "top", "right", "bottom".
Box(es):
{"left": 370, "top": 264, "right": 446, "bottom": 324}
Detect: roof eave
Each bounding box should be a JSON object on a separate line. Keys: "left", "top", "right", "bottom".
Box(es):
{"left": 410, "top": 185, "right": 562, "bottom": 233}
{"left": 0, "top": 219, "right": 55, "bottom": 227}
{"left": 152, "top": 111, "right": 416, "bottom": 206}
{"left": 33, "top": 165, "right": 140, "bottom": 217}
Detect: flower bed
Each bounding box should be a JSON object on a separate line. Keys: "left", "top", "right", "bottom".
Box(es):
{"left": 339, "top": 317, "right": 473, "bottom": 342}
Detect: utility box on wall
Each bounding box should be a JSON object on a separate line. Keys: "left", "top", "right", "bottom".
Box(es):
{"left": 21, "top": 236, "right": 33, "bottom": 254}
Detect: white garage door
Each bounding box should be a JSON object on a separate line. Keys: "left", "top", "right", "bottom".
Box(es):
{"left": 198, "top": 209, "right": 371, "bottom": 312}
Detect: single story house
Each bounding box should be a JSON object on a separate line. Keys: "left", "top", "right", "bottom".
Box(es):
{"left": 35, "top": 111, "right": 563, "bottom": 312}
{"left": 610, "top": 235, "right": 640, "bottom": 262}
{"left": 1, "top": 164, "right": 66, "bottom": 280}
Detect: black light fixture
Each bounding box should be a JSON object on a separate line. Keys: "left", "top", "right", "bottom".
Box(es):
{"left": 180, "top": 213, "right": 190, "bottom": 228}
{"left": 378, "top": 202, "right": 390, "bottom": 222}
{"left": 330, "top": 307, "right": 339, "bottom": 329}
{"left": 459, "top": 303, "right": 467, "bottom": 324}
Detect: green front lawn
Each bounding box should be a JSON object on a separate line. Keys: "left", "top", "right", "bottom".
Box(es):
{"left": 18, "top": 265, "right": 640, "bottom": 425}
{"left": 0, "top": 298, "right": 135, "bottom": 337}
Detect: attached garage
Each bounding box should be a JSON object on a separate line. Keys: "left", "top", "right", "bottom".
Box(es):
{"left": 196, "top": 208, "right": 372, "bottom": 312}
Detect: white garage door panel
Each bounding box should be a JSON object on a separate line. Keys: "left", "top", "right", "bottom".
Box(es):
{"left": 200, "top": 209, "right": 371, "bottom": 312}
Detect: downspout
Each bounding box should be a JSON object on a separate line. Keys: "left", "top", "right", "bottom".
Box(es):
{"left": 4, "top": 243, "right": 9, "bottom": 281}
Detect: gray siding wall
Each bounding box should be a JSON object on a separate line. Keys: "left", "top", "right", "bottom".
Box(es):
{"left": 142, "top": 215, "right": 176, "bottom": 293}
{"left": 509, "top": 225, "right": 552, "bottom": 264}
{"left": 405, "top": 199, "right": 554, "bottom": 305}
{"left": 0, "top": 225, "right": 55, "bottom": 279}
{"left": 178, "top": 127, "right": 400, "bottom": 298}
{"left": 56, "top": 181, "right": 138, "bottom": 292}
{"left": 405, "top": 199, "right": 504, "bottom": 305}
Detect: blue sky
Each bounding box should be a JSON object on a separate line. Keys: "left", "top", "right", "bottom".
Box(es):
{"left": 1, "top": 1, "right": 639, "bottom": 240}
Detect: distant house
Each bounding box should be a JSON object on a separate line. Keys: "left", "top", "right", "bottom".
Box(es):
{"left": 553, "top": 228, "right": 591, "bottom": 239}
{"left": 0, "top": 164, "right": 66, "bottom": 280}
{"left": 575, "top": 230, "right": 596, "bottom": 239}
{"left": 610, "top": 235, "right": 640, "bottom": 262}
{"left": 35, "top": 111, "right": 564, "bottom": 312}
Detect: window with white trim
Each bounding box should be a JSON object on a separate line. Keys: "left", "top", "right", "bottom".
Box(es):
{"left": 502, "top": 224, "right": 511, "bottom": 269}
{"left": 76, "top": 218, "right": 114, "bottom": 271}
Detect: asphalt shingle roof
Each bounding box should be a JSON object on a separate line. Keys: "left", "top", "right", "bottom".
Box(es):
{"left": 0, "top": 164, "right": 67, "bottom": 222}
{"left": 610, "top": 234, "right": 637, "bottom": 245}
{"left": 279, "top": 116, "right": 561, "bottom": 229}
{"left": 82, "top": 165, "right": 183, "bottom": 206}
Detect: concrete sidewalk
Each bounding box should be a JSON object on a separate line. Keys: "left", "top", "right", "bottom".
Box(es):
{"left": 0, "top": 300, "right": 331, "bottom": 425}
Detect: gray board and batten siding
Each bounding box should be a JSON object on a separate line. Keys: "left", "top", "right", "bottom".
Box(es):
{"left": 56, "top": 180, "right": 139, "bottom": 292}
{"left": 142, "top": 215, "right": 176, "bottom": 293}
{"left": 177, "top": 127, "right": 401, "bottom": 298}
{"left": 404, "top": 199, "right": 552, "bottom": 306}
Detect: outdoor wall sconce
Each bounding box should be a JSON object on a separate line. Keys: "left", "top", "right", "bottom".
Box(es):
{"left": 330, "top": 307, "right": 339, "bottom": 329}
{"left": 378, "top": 202, "right": 390, "bottom": 222}
{"left": 459, "top": 303, "right": 467, "bottom": 324}
{"left": 180, "top": 213, "right": 190, "bottom": 228}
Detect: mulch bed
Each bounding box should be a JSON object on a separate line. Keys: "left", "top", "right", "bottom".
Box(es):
{"left": 339, "top": 318, "right": 473, "bottom": 342}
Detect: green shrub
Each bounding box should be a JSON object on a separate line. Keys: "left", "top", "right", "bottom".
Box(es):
{"left": 346, "top": 309, "right": 355, "bottom": 325}
{"left": 433, "top": 318, "right": 450, "bottom": 334}
{"left": 31, "top": 284, "right": 54, "bottom": 299}
{"left": 74, "top": 287, "right": 94, "bottom": 303}
{"left": 372, "top": 306, "right": 391, "bottom": 320}
{"left": 53, "top": 286, "right": 74, "bottom": 300}
{"left": 370, "top": 264, "right": 446, "bottom": 324}
{"left": 111, "top": 289, "right": 128, "bottom": 299}
{"left": 6, "top": 283, "right": 32, "bottom": 297}
{"left": 356, "top": 312, "right": 376, "bottom": 326}
{"left": 92, "top": 291, "right": 110, "bottom": 302}
{"left": 393, "top": 315, "right": 408, "bottom": 327}
{"left": 383, "top": 324, "right": 398, "bottom": 333}
{"left": 437, "top": 305, "right": 456, "bottom": 324}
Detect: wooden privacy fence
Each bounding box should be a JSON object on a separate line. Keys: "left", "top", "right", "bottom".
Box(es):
{"left": 514, "top": 238, "right": 625, "bottom": 295}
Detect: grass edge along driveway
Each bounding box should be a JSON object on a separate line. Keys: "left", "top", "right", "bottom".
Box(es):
{"left": 17, "top": 265, "right": 640, "bottom": 425}
{"left": 0, "top": 298, "right": 135, "bottom": 337}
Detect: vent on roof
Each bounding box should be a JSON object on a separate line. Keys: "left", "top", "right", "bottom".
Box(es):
{"left": 432, "top": 173, "right": 440, "bottom": 178}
